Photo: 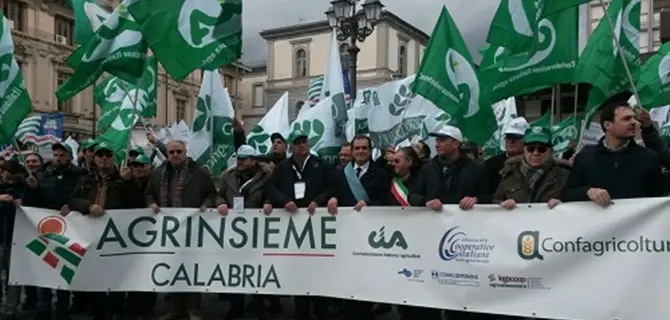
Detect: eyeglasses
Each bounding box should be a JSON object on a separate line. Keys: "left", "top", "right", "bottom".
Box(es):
{"left": 168, "top": 150, "right": 184, "bottom": 155}
{"left": 525, "top": 145, "right": 549, "bottom": 154}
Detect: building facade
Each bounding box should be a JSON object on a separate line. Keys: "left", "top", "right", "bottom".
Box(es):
{"left": 239, "top": 11, "right": 429, "bottom": 127}
{"left": 5, "top": 0, "right": 245, "bottom": 140}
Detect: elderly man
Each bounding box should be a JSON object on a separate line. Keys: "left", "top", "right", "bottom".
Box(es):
{"left": 68, "top": 142, "right": 135, "bottom": 320}
{"left": 494, "top": 126, "right": 570, "bottom": 210}
{"left": 28, "top": 142, "right": 86, "bottom": 320}
{"left": 145, "top": 140, "right": 220, "bottom": 320}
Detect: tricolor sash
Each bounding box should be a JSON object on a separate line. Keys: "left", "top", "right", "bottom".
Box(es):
{"left": 391, "top": 177, "right": 410, "bottom": 207}
{"left": 344, "top": 163, "right": 370, "bottom": 202}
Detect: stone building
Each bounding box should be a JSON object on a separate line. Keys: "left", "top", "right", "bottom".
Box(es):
{"left": 5, "top": 0, "right": 246, "bottom": 139}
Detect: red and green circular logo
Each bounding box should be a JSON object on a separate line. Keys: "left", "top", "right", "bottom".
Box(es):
{"left": 37, "top": 216, "right": 66, "bottom": 235}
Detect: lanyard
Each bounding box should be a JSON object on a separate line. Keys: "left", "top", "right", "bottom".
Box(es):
{"left": 291, "top": 155, "right": 310, "bottom": 181}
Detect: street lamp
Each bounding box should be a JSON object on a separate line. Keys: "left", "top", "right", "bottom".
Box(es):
{"left": 325, "top": 0, "right": 384, "bottom": 101}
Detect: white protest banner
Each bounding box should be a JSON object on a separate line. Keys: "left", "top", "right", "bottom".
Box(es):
{"left": 10, "top": 199, "right": 670, "bottom": 320}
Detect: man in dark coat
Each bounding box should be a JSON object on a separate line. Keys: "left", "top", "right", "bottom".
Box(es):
{"left": 67, "top": 142, "right": 136, "bottom": 320}
{"left": 29, "top": 143, "right": 85, "bottom": 320}
{"left": 484, "top": 117, "right": 528, "bottom": 195}
{"left": 562, "top": 101, "right": 666, "bottom": 203}
{"left": 145, "top": 140, "right": 221, "bottom": 320}
{"left": 265, "top": 130, "right": 332, "bottom": 320}
{"left": 409, "top": 125, "right": 490, "bottom": 210}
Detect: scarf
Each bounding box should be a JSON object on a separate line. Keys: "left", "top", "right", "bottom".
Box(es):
{"left": 519, "top": 160, "right": 546, "bottom": 197}
{"left": 158, "top": 161, "right": 191, "bottom": 207}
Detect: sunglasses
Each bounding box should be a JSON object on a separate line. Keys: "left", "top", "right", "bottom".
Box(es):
{"left": 525, "top": 145, "right": 549, "bottom": 154}
{"left": 129, "top": 163, "right": 147, "bottom": 168}
{"left": 168, "top": 150, "right": 184, "bottom": 155}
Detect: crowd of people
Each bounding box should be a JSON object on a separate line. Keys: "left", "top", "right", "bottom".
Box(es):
{"left": 0, "top": 99, "right": 666, "bottom": 320}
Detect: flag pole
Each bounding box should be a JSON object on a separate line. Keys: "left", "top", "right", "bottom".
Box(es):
{"left": 573, "top": 85, "right": 579, "bottom": 117}
{"left": 92, "top": 81, "right": 97, "bottom": 138}
{"left": 209, "top": 69, "right": 214, "bottom": 163}
{"left": 123, "top": 77, "right": 142, "bottom": 167}
{"left": 550, "top": 85, "right": 556, "bottom": 125}
{"left": 598, "top": 0, "right": 642, "bottom": 106}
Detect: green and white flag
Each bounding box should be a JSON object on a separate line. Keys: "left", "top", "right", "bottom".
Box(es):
{"left": 0, "top": 14, "right": 32, "bottom": 143}
{"left": 56, "top": 0, "right": 147, "bottom": 102}
{"left": 551, "top": 114, "right": 581, "bottom": 155}
{"left": 95, "top": 57, "right": 157, "bottom": 162}
{"left": 412, "top": 6, "right": 496, "bottom": 145}
{"left": 481, "top": 97, "right": 518, "bottom": 159}
{"left": 188, "top": 70, "right": 235, "bottom": 175}
{"left": 68, "top": 0, "right": 110, "bottom": 44}
{"left": 575, "top": 0, "right": 641, "bottom": 122}
{"left": 479, "top": 5, "right": 578, "bottom": 103}
{"left": 246, "top": 92, "right": 290, "bottom": 155}
{"left": 486, "top": 0, "right": 590, "bottom": 53}
{"left": 127, "top": 0, "right": 242, "bottom": 81}
{"left": 290, "top": 94, "right": 346, "bottom": 166}
{"left": 94, "top": 55, "right": 157, "bottom": 134}
{"left": 634, "top": 42, "right": 670, "bottom": 110}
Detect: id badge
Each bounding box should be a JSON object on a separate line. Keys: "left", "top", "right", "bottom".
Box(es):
{"left": 294, "top": 182, "right": 306, "bottom": 200}
{"left": 233, "top": 197, "right": 244, "bottom": 214}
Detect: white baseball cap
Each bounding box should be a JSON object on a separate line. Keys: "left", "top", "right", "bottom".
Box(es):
{"left": 502, "top": 117, "right": 529, "bottom": 136}
{"left": 236, "top": 144, "right": 257, "bottom": 159}
{"left": 429, "top": 125, "right": 463, "bottom": 142}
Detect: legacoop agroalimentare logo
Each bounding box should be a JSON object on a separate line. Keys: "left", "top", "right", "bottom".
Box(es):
{"left": 517, "top": 230, "right": 670, "bottom": 260}
{"left": 25, "top": 216, "right": 87, "bottom": 284}
{"left": 487, "top": 274, "right": 549, "bottom": 290}
{"left": 438, "top": 226, "right": 495, "bottom": 263}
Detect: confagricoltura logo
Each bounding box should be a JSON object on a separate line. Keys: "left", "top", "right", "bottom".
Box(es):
{"left": 439, "top": 226, "right": 495, "bottom": 263}
{"left": 517, "top": 230, "right": 670, "bottom": 260}
{"left": 25, "top": 216, "right": 86, "bottom": 284}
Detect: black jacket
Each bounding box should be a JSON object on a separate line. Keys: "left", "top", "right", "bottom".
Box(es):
{"left": 562, "top": 139, "right": 666, "bottom": 201}
{"left": 266, "top": 156, "right": 332, "bottom": 208}
{"left": 68, "top": 170, "right": 136, "bottom": 214}
{"left": 331, "top": 162, "right": 390, "bottom": 206}
{"left": 484, "top": 153, "right": 507, "bottom": 195}
{"left": 27, "top": 163, "right": 86, "bottom": 210}
{"left": 641, "top": 124, "right": 670, "bottom": 170}
{"left": 409, "top": 155, "right": 490, "bottom": 206}
{"left": 0, "top": 181, "right": 25, "bottom": 245}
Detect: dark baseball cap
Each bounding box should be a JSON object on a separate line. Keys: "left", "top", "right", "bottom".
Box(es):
{"left": 270, "top": 132, "right": 285, "bottom": 143}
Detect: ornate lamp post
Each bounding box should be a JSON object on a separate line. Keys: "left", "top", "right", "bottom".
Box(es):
{"left": 325, "top": 0, "right": 384, "bottom": 101}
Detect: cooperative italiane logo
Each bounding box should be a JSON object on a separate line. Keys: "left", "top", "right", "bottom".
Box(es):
{"left": 25, "top": 216, "right": 86, "bottom": 284}
{"left": 438, "top": 226, "right": 495, "bottom": 263}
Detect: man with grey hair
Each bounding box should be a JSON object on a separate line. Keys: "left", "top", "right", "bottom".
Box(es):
{"left": 145, "top": 139, "right": 222, "bottom": 320}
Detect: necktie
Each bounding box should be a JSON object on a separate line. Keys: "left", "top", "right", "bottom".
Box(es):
{"left": 356, "top": 167, "right": 363, "bottom": 179}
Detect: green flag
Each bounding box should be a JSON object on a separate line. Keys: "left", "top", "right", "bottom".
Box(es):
{"left": 574, "top": 0, "right": 641, "bottom": 122}
{"left": 56, "top": 0, "right": 147, "bottom": 102}
{"left": 487, "top": 0, "right": 590, "bottom": 53}
{"left": 479, "top": 6, "right": 578, "bottom": 103}
{"left": 68, "top": 0, "right": 110, "bottom": 44}
{"left": 0, "top": 14, "right": 32, "bottom": 143}
{"left": 95, "top": 55, "right": 157, "bottom": 134}
{"left": 551, "top": 114, "right": 581, "bottom": 155}
{"left": 95, "top": 57, "right": 157, "bottom": 162}
{"left": 127, "top": 0, "right": 242, "bottom": 81}
{"left": 635, "top": 42, "right": 670, "bottom": 110}
{"left": 532, "top": 111, "right": 551, "bottom": 127}
{"left": 412, "top": 6, "right": 495, "bottom": 145}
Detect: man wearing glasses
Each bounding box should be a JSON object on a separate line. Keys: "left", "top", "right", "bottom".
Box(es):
{"left": 484, "top": 117, "right": 529, "bottom": 195}
{"left": 145, "top": 139, "right": 221, "bottom": 320}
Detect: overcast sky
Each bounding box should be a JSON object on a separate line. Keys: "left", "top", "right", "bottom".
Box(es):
{"left": 240, "top": 0, "right": 497, "bottom": 65}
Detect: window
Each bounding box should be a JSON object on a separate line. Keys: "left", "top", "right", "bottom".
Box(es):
{"left": 294, "top": 48, "right": 308, "bottom": 77}
{"left": 56, "top": 71, "right": 73, "bottom": 113}
{"left": 398, "top": 44, "right": 407, "bottom": 77}
{"left": 3, "top": 0, "right": 25, "bottom": 32}
{"left": 175, "top": 99, "right": 186, "bottom": 121}
{"left": 54, "top": 15, "right": 74, "bottom": 45}
{"left": 252, "top": 84, "right": 264, "bottom": 108}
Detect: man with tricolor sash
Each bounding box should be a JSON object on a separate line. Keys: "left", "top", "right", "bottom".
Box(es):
{"left": 388, "top": 146, "right": 422, "bottom": 207}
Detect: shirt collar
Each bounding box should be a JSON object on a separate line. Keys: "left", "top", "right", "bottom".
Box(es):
{"left": 354, "top": 161, "right": 370, "bottom": 171}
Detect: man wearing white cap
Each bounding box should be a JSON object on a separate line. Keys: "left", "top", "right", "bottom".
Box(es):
{"left": 484, "top": 117, "right": 529, "bottom": 194}
{"left": 409, "top": 125, "right": 489, "bottom": 212}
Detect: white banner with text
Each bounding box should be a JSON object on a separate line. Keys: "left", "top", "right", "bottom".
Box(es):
{"left": 9, "top": 198, "right": 670, "bottom": 320}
